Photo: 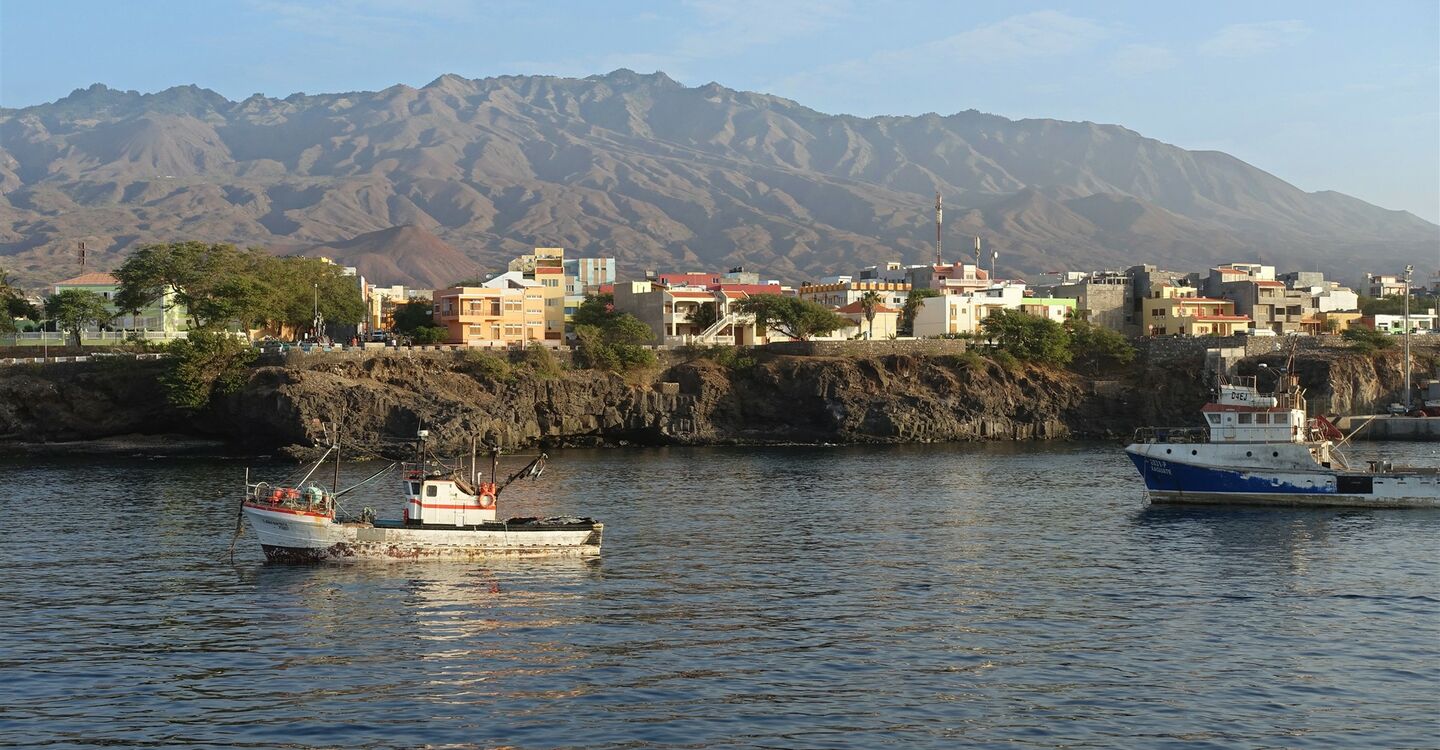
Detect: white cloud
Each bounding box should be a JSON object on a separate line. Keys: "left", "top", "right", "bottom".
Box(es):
{"left": 1199, "top": 20, "right": 1310, "bottom": 58}
{"left": 1110, "top": 44, "right": 1177, "bottom": 75}
{"left": 774, "top": 11, "right": 1111, "bottom": 104}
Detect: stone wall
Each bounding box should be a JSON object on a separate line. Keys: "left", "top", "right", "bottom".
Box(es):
{"left": 762, "top": 339, "right": 969, "bottom": 357}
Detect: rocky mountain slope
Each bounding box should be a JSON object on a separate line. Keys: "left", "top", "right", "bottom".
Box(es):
{"left": 2, "top": 70, "right": 1434, "bottom": 289}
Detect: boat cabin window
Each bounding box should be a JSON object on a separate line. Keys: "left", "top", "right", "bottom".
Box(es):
{"left": 407, "top": 482, "right": 419, "bottom": 495}
{"left": 1238, "top": 413, "right": 1252, "bottom": 425}
{"left": 426, "top": 484, "right": 438, "bottom": 497}
{"left": 1254, "top": 413, "right": 1269, "bottom": 424}
{"left": 1207, "top": 414, "right": 1221, "bottom": 425}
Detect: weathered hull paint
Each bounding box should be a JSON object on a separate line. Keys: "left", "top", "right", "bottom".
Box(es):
{"left": 1124, "top": 446, "right": 1440, "bottom": 509}
{"left": 244, "top": 504, "right": 602, "bottom": 562}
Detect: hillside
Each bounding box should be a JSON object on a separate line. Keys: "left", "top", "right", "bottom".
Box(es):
{"left": 1, "top": 71, "right": 1434, "bottom": 289}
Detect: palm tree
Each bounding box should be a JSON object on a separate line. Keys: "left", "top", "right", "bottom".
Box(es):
{"left": 859, "top": 290, "right": 882, "bottom": 340}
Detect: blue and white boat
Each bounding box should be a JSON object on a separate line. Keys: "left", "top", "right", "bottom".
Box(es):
{"left": 1126, "top": 374, "right": 1440, "bottom": 508}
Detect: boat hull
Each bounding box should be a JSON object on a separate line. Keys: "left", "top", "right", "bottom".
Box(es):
{"left": 1125, "top": 445, "right": 1440, "bottom": 509}
{"left": 243, "top": 503, "right": 603, "bottom": 562}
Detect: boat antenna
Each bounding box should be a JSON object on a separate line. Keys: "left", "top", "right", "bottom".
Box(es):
{"left": 490, "top": 445, "right": 500, "bottom": 484}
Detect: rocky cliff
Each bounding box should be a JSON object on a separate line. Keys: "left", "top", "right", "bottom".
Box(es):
{"left": 5, "top": 346, "right": 1414, "bottom": 457}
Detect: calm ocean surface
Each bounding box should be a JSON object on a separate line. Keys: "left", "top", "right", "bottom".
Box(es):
{"left": 2, "top": 442, "right": 1437, "bottom": 749}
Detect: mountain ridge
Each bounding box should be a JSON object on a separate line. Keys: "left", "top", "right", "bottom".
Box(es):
{"left": 1, "top": 69, "right": 1434, "bottom": 290}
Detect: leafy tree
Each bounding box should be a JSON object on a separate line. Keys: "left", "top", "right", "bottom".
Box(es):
{"left": 450, "top": 277, "right": 488, "bottom": 287}
{"left": 900, "top": 288, "right": 941, "bottom": 335}
{"left": 410, "top": 326, "right": 448, "bottom": 344}
{"left": 981, "top": 309, "right": 1072, "bottom": 366}
{"left": 392, "top": 300, "right": 437, "bottom": 335}
{"left": 574, "top": 312, "right": 656, "bottom": 371}
{"left": 1342, "top": 325, "right": 1395, "bottom": 353}
{"left": 44, "top": 289, "right": 113, "bottom": 347}
{"left": 252, "top": 255, "right": 366, "bottom": 331}
{"left": 571, "top": 293, "right": 617, "bottom": 328}
{"left": 1359, "top": 295, "right": 1436, "bottom": 316}
{"left": 0, "top": 269, "right": 38, "bottom": 333}
{"left": 162, "top": 329, "right": 257, "bottom": 410}
{"left": 1065, "top": 318, "right": 1136, "bottom": 374}
{"left": 736, "top": 295, "right": 853, "bottom": 341}
{"left": 114, "top": 242, "right": 256, "bottom": 329}
{"left": 859, "top": 290, "right": 882, "bottom": 340}
{"left": 690, "top": 301, "right": 720, "bottom": 333}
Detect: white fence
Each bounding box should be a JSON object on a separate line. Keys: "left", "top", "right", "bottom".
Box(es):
{"left": 0, "top": 331, "right": 190, "bottom": 347}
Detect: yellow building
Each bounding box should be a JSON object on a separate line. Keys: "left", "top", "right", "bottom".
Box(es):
{"left": 432, "top": 285, "right": 546, "bottom": 347}
{"left": 797, "top": 280, "right": 910, "bottom": 309}
{"left": 1142, "top": 286, "right": 1251, "bottom": 335}
{"left": 508, "top": 247, "right": 568, "bottom": 340}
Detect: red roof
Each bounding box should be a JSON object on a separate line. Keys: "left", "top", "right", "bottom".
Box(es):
{"left": 1255, "top": 280, "right": 1285, "bottom": 287}
{"left": 668, "top": 291, "right": 715, "bottom": 299}
{"left": 56, "top": 272, "right": 119, "bottom": 286}
{"left": 1195, "top": 315, "right": 1250, "bottom": 321}
{"left": 1175, "top": 297, "right": 1231, "bottom": 304}
{"left": 835, "top": 300, "right": 899, "bottom": 314}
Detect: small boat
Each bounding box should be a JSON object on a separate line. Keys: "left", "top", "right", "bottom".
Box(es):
{"left": 239, "top": 430, "right": 602, "bottom": 562}
{"left": 1125, "top": 371, "right": 1440, "bottom": 508}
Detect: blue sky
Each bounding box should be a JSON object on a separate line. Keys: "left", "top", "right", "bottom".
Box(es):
{"left": 2, "top": 1, "right": 1437, "bottom": 222}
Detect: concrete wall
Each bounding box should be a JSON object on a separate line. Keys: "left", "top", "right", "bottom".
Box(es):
{"left": 763, "top": 339, "right": 970, "bottom": 357}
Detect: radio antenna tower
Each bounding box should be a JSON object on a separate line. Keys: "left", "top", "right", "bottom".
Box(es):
{"left": 974, "top": 236, "right": 981, "bottom": 269}
{"left": 934, "top": 192, "right": 943, "bottom": 266}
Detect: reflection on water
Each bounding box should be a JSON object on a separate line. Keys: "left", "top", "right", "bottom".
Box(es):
{"left": 1, "top": 442, "right": 1436, "bottom": 748}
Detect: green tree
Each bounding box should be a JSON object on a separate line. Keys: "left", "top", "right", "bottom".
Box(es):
{"left": 900, "top": 288, "right": 941, "bottom": 335}
{"left": 737, "top": 295, "right": 853, "bottom": 341}
{"left": 574, "top": 312, "right": 656, "bottom": 371}
{"left": 1359, "top": 295, "right": 1437, "bottom": 315}
{"left": 571, "top": 293, "right": 617, "bottom": 328}
{"left": 0, "top": 269, "right": 39, "bottom": 333}
{"left": 162, "top": 329, "right": 257, "bottom": 409}
{"left": 410, "top": 326, "right": 448, "bottom": 344}
{"left": 690, "top": 301, "right": 720, "bottom": 333}
{"left": 392, "top": 300, "right": 437, "bottom": 335}
{"left": 1342, "top": 325, "right": 1395, "bottom": 353}
{"left": 114, "top": 242, "right": 259, "bottom": 329}
{"left": 44, "top": 289, "right": 113, "bottom": 347}
{"left": 1065, "top": 318, "right": 1136, "bottom": 374}
{"left": 981, "top": 309, "right": 1072, "bottom": 366}
{"left": 858, "top": 290, "right": 882, "bottom": 340}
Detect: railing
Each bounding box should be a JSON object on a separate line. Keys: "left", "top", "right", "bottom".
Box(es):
{"left": 1, "top": 331, "right": 190, "bottom": 347}
{"left": 1131, "top": 427, "right": 1210, "bottom": 444}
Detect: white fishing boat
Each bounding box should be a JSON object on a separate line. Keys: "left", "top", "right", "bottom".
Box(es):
{"left": 238, "top": 431, "right": 602, "bottom": 562}
{"left": 1125, "top": 371, "right": 1440, "bottom": 508}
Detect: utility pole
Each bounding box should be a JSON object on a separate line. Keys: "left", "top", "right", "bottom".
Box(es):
{"left": 1404, "top": 265, "right": 1413, "bottom": 410}
{"left": 973, "top": 236, "right": 981, "bottom": 271}
{"left": 78, "top": 241, "right": 86, "bottom": 270}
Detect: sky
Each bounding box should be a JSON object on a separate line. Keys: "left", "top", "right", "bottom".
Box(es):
{"left": 2, "top": 0, "right": 1437, "bottom": 223}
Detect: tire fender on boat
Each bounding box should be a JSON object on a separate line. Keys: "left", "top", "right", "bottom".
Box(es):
{"left": 478, "top": 493, "right": 496, "bottom": 510}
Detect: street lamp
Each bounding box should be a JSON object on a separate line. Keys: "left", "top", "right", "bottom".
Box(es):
{"left": 1404, "top": 265, "right": 1413, "bottom": 410}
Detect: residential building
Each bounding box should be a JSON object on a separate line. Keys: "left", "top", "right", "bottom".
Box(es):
{"left": 564, "top": 257, "right": 616, "bottom": 295}
{"left": 508, "top": 247, "right": 568, "bottom": 340}
{"left": 432, "top": 284, "right": 546, "bottom": 347}
{"left": 907, "top": 262, "right": 991, "bottom": 295}
{"left": 53, "top": 272, "right": 189, "bottom": 334}
{"left": 1042, "top": 270, "right": 1132, "bottom": 333}
{"left": 796, "top": 280, "right": 910, "bottom": 310}
{"left": 367, "top": 285, "right": 432, "bottom": 333}
{"left": 612, "top": 281, "right": 763, "bottom": 345}
{"left": 1363, "top": 313, "right": 1438, "bottom": 333}
{"left": 836, "top": 300, "right": 900, "bottom": 339}
{"left": 911, "top": 284, "right": 1074, "bottom": 337}
{"left": 1367, "top": 274, "right": 1408, "bottom": 298}
{"left": 1141, "top": 285, "right": 1251, "bottom": 336}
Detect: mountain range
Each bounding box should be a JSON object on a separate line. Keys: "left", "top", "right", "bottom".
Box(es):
{"left": 2, "top": 69, "right": 1434, "bottom": 291}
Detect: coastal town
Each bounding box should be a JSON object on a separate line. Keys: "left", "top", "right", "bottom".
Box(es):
{"left": 3, "top": 240, "right": 1437, "bottom": 353}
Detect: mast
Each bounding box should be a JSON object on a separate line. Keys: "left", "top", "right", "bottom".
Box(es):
{"left": 1404, "top": 264, "right": 1413, "bottom": 411}
{"left": 934, "top": 192, "right": 943, "bottom": 266}
{"left": 332, "top": 423, "right": 341, "bottom": 493}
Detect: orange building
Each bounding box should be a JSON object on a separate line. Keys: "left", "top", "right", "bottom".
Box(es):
{"left": 432, "top": 285, "right": 546, "bottom": 347}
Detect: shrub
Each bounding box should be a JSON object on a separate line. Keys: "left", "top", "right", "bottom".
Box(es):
{"left": 411, "top": 326, "right": 448, "bottom": 345}
{"left": 991, "top": 350, "right": 1022, "bottom": 374}
{"left": 938, "top": 350, "right": 986, "bottom": 370}
{"left": 522, "top": 342, "right": 563, "bottom": 379}
{"left": 461, "top": 349, "right": 512, "bottom": 381}
{"left": 980, "top": 309, "right": 1071, "bottom": 366}
{"left": 1342, "top": 326, "right": 1394, "bottom": 352}
{"left": 162, "top": 330, "right": 257, "bottom": 410}
{"left": 574, "top": 313, "right": 655, "bottom": 372}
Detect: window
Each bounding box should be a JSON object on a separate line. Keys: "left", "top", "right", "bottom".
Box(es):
{"left": 1254, "top": 413, "right": 1269, "bottom": 424}
{"left": 1207, "top": 414, "right": 1221, "bottom": 425}
{"left": 426, "top": 484, "right": 437, "bottom": 497}
{"left": 1238, "top": 413, "right": 1252, "bottom": 424}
